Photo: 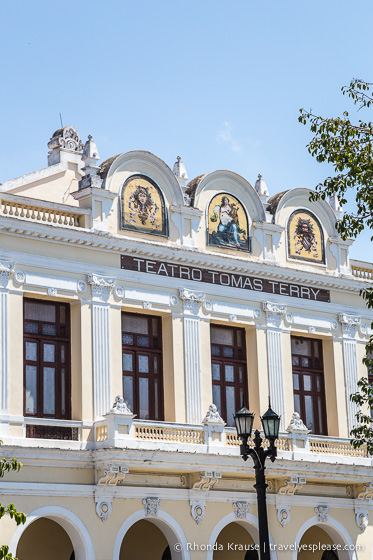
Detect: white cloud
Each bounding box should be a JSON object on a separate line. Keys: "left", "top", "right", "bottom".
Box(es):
{"left": 216, "top": 121, "right": 242, "bottom": 154}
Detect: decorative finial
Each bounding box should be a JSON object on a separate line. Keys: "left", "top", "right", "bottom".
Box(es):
{"left": 173, "top": 155, "right": 189, "bottom": 190}
{"left": 78, "top": 135, "right": 102, "bottom": 190}
{"left": 254, "top": 173, "right": 269, "bottom": 202}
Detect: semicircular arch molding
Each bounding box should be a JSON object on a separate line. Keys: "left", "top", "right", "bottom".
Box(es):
{"left": 292, "top": 515, "right": 357, "bottom": 560}
{"left": 274, "top": 188, "right": 338, "bottom": 239}
{"left": 206, "top": 512, "right": 277, "bottom": 560}
{"left": 9, "top": 505, "right": 95, "bottom": 560}
{"left": 193, "top": 170, "right": 266, "bottom": 224}
{"left": 113, "top": 508, "right": 190, "bottom": 560}
{"left": 102, "top": 150, "right": 184, "bottom": 207}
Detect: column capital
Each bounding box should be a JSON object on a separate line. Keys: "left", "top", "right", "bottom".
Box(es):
{"left": 339, "top": 313, "right": 360, "bottom": 337}
{"left": 262, "top": 301, "right": 287, "bottom": 328}
{"left": 87, "top": 273, "right": 115, "bottom": 300}
{"left": 0, "top": 260, "right": 14, "bottom": 288}
{"left": 179, "top": 288, "right": 204, "bottom": 316}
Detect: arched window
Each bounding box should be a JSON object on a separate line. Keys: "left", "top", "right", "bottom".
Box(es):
{"left": 287, "top": 209, "right": 325, "bottom": 263}
{"left": 120, "top": 174, "right": 167, "bottom": 236}
{"left": 207, "top": 193, "right": 250, "bottom": 252}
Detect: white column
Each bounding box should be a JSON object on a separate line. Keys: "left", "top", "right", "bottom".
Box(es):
{"left": 0, "top": 261, "right": 14, "bottom": 433}
{"left": 179, "top": 289, "right": 204, "bottom": 424}
{"left": 339, "top": 313, "right": 361, "bottom": 434}
{"left": 87, "top": 274, "right": 115, "bottom": 419}
{"left": 263, "top": 302, "right": 287, "bottom": 431}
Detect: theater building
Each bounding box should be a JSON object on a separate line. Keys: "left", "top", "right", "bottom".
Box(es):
{"left": 0, "top": 126, "right": 372, "bottom": 559}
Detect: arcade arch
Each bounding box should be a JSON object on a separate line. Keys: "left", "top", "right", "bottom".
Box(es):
{"left": 10, "top": 505, "right": 94, "bottom": 560}
{"left": 207, "top": 512, "right": 277, "bottom": 560}
{"left": 113, "top": 509, "right": 190, "bottom": 560}
{"left": 293, "top": 516, "right": 357, "bottom": 560}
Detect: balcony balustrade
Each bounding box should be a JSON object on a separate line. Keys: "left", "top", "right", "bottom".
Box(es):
{"left": 0, "top": 193, "right": 91, "bottom": 228}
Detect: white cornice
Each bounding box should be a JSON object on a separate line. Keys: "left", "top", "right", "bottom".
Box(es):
{"left": 0, "top": 216, "right": 372, "bottom": 296}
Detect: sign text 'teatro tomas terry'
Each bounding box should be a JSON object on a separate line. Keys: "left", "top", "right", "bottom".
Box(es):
{"left": 121, "top": 255, "right": 330, "bottom": 302}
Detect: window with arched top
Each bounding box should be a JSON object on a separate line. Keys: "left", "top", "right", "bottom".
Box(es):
{"left": 287, "top": 209, "right": 325, "bottom": 264}
{"left": 207, "top": 193, "right": 250, "bottom": 252}
{"left": 120, "top": 174, "right": 168, "bottom": 236}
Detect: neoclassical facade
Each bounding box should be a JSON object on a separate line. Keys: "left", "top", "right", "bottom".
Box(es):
{"left": 0, "top": 126, "right": 372, "bottom": 559}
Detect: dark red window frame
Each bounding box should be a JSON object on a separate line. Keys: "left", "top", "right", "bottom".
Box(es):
{"left": 121, "top": 312, "right": 164, "bottom": 421}
{"left": 210, "top": 324, "right": 248, "bottom": 427}
{"left": 291, "top": 336, "right": 327, "bottom": 435}
{"left": 23, "top": 298, "right": 71, "bottom": 419}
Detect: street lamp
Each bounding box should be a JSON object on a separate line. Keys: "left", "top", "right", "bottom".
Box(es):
{"left": 234, "top": 403, "right": 280, "bottom": 560}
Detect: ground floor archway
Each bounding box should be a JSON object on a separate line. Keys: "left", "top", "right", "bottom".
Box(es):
{"left": 119, "top": 519, "right": 171, "bottom": 560}
{"left": 113, "top": 509, "right": 189, "bottom": 560}
{"left": 9, "top": 505, "right": 95, "bottom": 560}
{"left": 16, "top": 517, "right": 74, "bottom": 560}
{"left": 294, "top": 517, "right": 357, "bottom": 560}
{"left": 213, "top": 521, "right": 258, "bottom": 559}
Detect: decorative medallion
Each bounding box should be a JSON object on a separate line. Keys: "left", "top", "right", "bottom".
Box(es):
{"left": 121, "top": 174, "right": 167, "bottom": 236}
{"left": 288, "top": 210, "right": 325, "bottom": 263}
{"left": 207, "top": 193, "right": 250, "bottom": 251}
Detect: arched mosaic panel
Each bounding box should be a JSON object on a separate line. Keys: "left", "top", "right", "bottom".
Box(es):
{"left": 121, "top": 175, "right": 167, "bottom": 236}
{"left": 207, "top": 193, "right": 250, "bottom": 252}
{"left": 288, "top": 210, "right": 325, "bottom": 263}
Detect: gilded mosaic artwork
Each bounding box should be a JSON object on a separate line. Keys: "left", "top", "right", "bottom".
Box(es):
{"left": 288, "top": 210, "right": 325, "bottom": 263}
{"left": 208, "top": 193, "right": 249, "bottom": 251}
{"left": 121, "top": 175, "right": 167, "bottom": 235}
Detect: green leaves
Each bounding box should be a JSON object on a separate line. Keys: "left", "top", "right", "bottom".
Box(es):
{"left": 299, "top": 79, "right": 373, "bottom": 241}
{"left": 350, "top": 372, "right": 373, "bottom": 455}
{"left": 300, "top": 79, "right": 373, "bottom": 452}
{"left": 0, "top": 442, "right": 25, "bottom": 559}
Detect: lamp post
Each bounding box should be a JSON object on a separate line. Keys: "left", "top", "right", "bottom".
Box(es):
{"left": 234, "top": 404, "right": 280, "bottom": 560}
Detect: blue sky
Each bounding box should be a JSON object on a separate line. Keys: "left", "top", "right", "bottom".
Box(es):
{"left": 1, "top": 0, "right": 372, "bottom": 260}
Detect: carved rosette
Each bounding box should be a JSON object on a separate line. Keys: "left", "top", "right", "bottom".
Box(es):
{"left": 87, "top": 273, "right": 115, "bottom": 296}
{"left": 233, "top": 501, "right": 250, "bottom": 519}
{"left": 315, "top": 506, "right": 330, "bottom": 522}
{"left": 262, "top": 301, "right": 287, "bottom": 328}
{"left": 143, "top": 497, "right": 161, "bottom": 516}
{"left": 339, "top": 313, "right": 361, "bottom": 338}
{"left": 114, "top": 286, "right": 125, "bottom": 299}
